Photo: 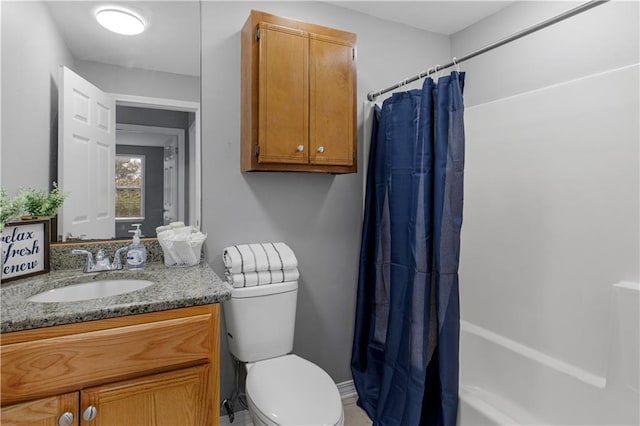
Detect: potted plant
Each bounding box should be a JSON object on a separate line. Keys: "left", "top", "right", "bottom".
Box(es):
{"left": 0, "top": 189, "right": 24, "bottom": 233}
{"left": 19, "top": 183, "right": 67, "bottom": 219}
{"left": 16, "top": 183, "right": 67, "bottom": 241}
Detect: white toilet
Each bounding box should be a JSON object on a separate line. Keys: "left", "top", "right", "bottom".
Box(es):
{"left": 223, "top": 280, "right": 344, "bottom": 426}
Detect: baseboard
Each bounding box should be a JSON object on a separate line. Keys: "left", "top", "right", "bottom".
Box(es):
{"left": 219, "top": 380, "right": 359, "bottom": 425}
{"left": 337, "top": 379, "right": 358, "bottom": 403}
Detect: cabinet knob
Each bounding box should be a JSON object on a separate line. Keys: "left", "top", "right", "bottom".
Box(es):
{"left": 83, "top": 405, "right": 97, "bottom": 421}
{"left": 317, "top": 146, "right": 325, "bottom": 153}
{"left": 58, "top": 412, "right": 74, "bottom": 426}
{"left": 296, "top": 145, "right": 304, "bottom": 152}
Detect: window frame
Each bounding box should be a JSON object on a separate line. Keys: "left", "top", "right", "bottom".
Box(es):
{"left": 115, "top": 154, "right": 146, "bottom": 221}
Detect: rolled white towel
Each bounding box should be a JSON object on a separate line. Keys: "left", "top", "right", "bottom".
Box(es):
{"left": 223, "top": 242, "right": 298, "bottom": 274}
{"left": 155, "top": 225, "right": 172, "bottom": 234}
{"left": 226, "top": 268, "right": 299, "bottom": 288}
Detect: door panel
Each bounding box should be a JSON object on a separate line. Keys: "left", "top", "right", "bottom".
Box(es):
{"left": 309, "top": 35, "right": 355, "bottom": 166}
{"left": 59, "top": 66, "right": 115, "bottom": 241}
{"left": 0, "top": 392, "right": 78, "bottom": 426}
{"left": 80, "top": 365, "right": 211, "bottom": 426}
{"left": 96, "top": 140, "right": 112, "bottom": 220}
{"left": 258, "top": 24, "right": 309, "bottom": 164}
{"left": 67, "top": 134, "right": 91, "bottom": 223}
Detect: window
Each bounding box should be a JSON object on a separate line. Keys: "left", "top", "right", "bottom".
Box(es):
{"left": 115, "top": 155, "right": 145, "bottom": 219}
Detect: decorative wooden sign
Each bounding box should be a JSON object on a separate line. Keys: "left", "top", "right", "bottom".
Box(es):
{"left": 1, "top": 219, "right": 50, "bottom": 283}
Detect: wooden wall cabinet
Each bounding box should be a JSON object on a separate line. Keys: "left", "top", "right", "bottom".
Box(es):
{"left": 0, "top": 305, "right": 220, "bottom": 426}
{"left": 241, "top": 10, "right": 357, "bottom": 174}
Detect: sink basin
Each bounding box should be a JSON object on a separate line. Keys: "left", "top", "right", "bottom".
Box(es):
{"left": 27, "top": 279, "right": 154, "bottom": 303}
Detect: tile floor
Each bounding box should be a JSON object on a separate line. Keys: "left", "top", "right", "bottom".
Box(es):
{"left": 343, "top": 398, "right": 373, "bottom": 425}
{"left": 219, "top": 398, "right": 372, "bottom": 426}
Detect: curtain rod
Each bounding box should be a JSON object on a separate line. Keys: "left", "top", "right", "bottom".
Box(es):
{"left": 367, "top": 0, "right": 610, "bottom": 101}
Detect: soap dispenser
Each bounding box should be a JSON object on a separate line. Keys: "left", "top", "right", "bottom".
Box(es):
{"left": 126, "top": 224, "right": 147, "bottom": 270}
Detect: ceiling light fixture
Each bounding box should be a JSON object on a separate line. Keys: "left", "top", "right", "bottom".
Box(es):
{"left": 95, "top": 7, "right": 145, "bottom": 35}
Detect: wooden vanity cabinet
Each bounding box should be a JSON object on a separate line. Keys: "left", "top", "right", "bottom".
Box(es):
{"left": 0, "top": 393, "right": 78, "bottom": 426}
{"left": 79, "top": 365, "right": 211, "bottom": 426}
{"left": 0, "top": 305, "right": 220, "bottom": 426}
{"left": 241, "top": 10, "right": 357, "bottom": 173}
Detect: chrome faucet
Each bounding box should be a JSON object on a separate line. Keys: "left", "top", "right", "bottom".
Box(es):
{"left": 72, "top": 247, "right": 128, "bottom": 273}
{"left": 112, "top": 246, "right": 128, "bottom": 270}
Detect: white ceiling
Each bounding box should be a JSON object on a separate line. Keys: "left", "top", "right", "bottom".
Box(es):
{"left": 45, "top": 1, "right": 200, "bottom": 77}
{"left": 329, "top": 1, "right": 513, "bottom": 35}
{"left": 43, "top": 1, "right": 512, "bottom": 78}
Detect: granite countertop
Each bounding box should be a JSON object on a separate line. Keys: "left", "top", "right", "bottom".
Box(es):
{"left": 0, "top": 262, "right": 231, "bottom": 333}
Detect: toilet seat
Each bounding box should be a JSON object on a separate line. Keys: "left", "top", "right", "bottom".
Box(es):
{"left": 246, "top": 354, "right": 344, "bottom": 426}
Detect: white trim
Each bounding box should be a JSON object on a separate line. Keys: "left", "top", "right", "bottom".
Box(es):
{"left": 111, "top": 93, "right": 199, "bottom": 112}
{"left": 110, "top": 93, "right": 201, "bottom": 231}
{"left": 115, "top": 153, "right": 146, "bottom": 220}
{"left": 194, "top": 109, "right": 201, "bottom": 230}
{"left": 188, "top": 120, "right": 197, "bottom": 229}
{"left": 337, "top": 379, "right": 358, "bottom": 403}
{"left": 116, "top": 123, "right": 183, "bottom": 147}
{"left": 461, "top": 320, "right": 607, "bottom": 388}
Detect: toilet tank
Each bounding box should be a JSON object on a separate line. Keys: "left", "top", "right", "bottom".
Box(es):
{"left": 222, "top": 281, "right": 298, "bottom": 363}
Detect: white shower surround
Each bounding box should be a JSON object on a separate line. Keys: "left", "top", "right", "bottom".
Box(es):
{"left": 457, "top": 62, "right": 639, "bottom": 424}
{"left": 458, "top": 281, "right": 639, "bottom": 425}
{"left": 454, "top": 1, "right": 639, "bottom": 421}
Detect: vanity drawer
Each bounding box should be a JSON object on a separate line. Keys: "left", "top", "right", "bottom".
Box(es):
{"left": 1, "top": 310, "right": 214, "bottom": 405}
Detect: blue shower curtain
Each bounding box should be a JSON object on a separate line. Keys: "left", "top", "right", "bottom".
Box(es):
{"left": 352, "top": 71, "right": 465, "bottom": 426}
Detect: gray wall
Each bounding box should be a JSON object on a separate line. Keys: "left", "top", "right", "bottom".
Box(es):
{"left": 0, "top": 1, "right": 75, "bottom": 195}
{"left": 117, "top": 106, "right": 191, "bottom": 130}
{"left": 200, "top": 1, "right": 450, "bottom": 402}
{"left": 75, "top": 60, "right": 200, "bottom": 103}
{"left": 452, "top": 0, "right": 639, "bottom": 376}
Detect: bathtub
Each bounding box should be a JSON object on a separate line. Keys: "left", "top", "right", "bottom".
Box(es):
{"left": 458, "top": 281, "right": 639, "bottom": 425}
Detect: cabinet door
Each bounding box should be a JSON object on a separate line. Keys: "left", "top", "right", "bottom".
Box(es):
{"left": 0, "top": 392, "right": 78, "bottom": 426}
{"left": 309, "top": 35, "right": 356, "bottom": 167}
{"left": 80, "top": 365, "right": 211, "bottom": 426}
{"left": 258, "top": 23, "right": 309, "bottom": 164}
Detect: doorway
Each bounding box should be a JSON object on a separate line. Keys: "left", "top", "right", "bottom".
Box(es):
{"left": 113, "top": 94, "right": 201, "bottom": 235}
{"left": 115, "top": 123, "right": 186, "bottom": 238}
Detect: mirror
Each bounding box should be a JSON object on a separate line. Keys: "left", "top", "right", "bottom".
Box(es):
{"left": 0, "top": 1, "right": 201, "bottom": 243}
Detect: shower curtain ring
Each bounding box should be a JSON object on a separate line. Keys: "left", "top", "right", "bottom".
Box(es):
{"left": 453, "top": 57, "right": 461, "bottom": 72}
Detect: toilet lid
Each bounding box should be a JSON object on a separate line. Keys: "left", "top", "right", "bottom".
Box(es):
{"left": 247, "top": 355, "right": 343, "bottom": 425}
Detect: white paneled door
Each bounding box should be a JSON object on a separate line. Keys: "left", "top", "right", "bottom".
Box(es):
{"left": 58, "top": 66, "right": 115, "bottom": 241}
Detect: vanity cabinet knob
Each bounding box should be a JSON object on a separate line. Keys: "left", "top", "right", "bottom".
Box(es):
{"left": 83, "top": 405, "right": 97, "bottom": 421}
{"left": 58, "top": 412, "right": 74, "bottom": 426}
{"left": 296, "top": 145, "right": 304, "bottom": 152}
{"left": 317, "top": 146, "right": 325, "bottom": 153}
